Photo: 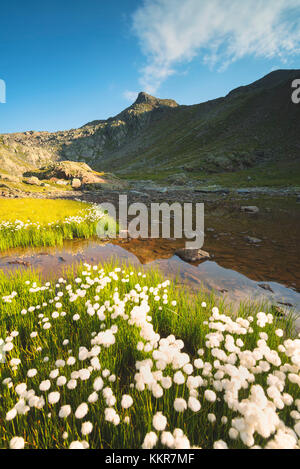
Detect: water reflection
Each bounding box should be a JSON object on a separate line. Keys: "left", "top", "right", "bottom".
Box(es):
{"left": 0, "top": 196, "right": 299, "bottom": 316}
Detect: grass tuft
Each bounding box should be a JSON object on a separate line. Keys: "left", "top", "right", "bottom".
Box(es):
{"left": 0, "top": 199, "right": 117, "bottom": 251}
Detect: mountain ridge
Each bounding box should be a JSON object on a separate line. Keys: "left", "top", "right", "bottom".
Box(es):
{"left": 1, "top": 69, "right": 299, "bottom": 184}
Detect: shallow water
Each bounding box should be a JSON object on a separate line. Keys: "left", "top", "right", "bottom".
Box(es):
{"left": 1, "top": 196, "right": 300, "bottom": 317}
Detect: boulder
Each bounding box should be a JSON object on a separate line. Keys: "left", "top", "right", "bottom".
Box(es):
{"left": 72, "top": 178, "right": 82, "bottom": 189}
{"left": 237, "top": 189, "right": 251, "bottom": 194}
{"left": 241, "top": 206, "right": 259, "bottom": 214}
{"left": 168, "top": 172, "right": 189, "bottom": 186}
{"left": 56, "top": 179, "right": 69, "bottom": 186}
{"left": 158, "top": 187, "right": 168, "bottom": 193}
{"left": 0, "top": 174, "right": 20, "bottom": 183}
{"left": 130, "top": 190, "right": 150, "bottom": 198}
{"left": 175, "top": 248, "right": 210, "bottom": 262}
{"left": 245, "top": 236, "right": 262, "bottom": 244}
{"left": 24, "top": 176, "right": 41, "bottom": 186}
{"left": 41, "top": 161, "right": 128, "bottom": 190}
{"left": 45, "top": 161, "right": 93, "bottom": 180}
{"left": 258, "top": 283, "right": 274, "bottom": 293}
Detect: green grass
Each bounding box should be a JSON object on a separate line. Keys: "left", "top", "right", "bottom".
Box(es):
{"left": 0, "top": 178, "right": 73, "bottom": 194}
{"left": 203, "top": 159, "right": 300, "bottom": 188}
{"left": 122, "top": 159, "right": 300, "bottom": 189}
{"left": 0, "top": 199, "right": 117, "bottom": 251}
{"left": 0, "top": 262, "right": 299, "bottom": 449}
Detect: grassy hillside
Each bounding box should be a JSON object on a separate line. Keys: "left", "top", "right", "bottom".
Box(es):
{"left": 104, "top": 70, "right": 300, "bottom": 181}
{"left": 1, "top": 70, "right": 299, "bottom": 186}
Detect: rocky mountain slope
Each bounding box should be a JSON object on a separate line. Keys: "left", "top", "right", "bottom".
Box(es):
{"left": 1, "top": 69, "right": 299, "bottom": 184}
{"left": 0, "top": 160, "right": 127, "bottom": 198}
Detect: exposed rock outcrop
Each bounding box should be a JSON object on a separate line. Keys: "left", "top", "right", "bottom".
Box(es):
{"left": 241, "top": 206, "right": 260, "bottom": 214}
{"left": 71, "top": 178, "right": 81, "bottom": 189}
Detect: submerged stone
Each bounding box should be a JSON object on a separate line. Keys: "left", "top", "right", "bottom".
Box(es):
{"left": 175, "top": 248, "right": 210, "bottom": 262}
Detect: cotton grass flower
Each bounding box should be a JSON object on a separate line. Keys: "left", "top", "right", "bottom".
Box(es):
{"left": 9, "top": 437, "right": 25, "bottom": 449}
{"left": 81, "top": 421, "right": 93, "bottom": 436}
{"left": 161, "top": 431, "right": 175, "bottom": 448}
{"left": 188, "top": 396, "right": 201, "bottom": 412}
{"left": 6, "top": 408, "right": 17, "bottom": 421}
{"left": 142, "top": 432, "right": 158, "bottom": 449}
{"left": 121, "top": 395, "right": 133, "bottom": 409}
{"left": 15, "top": 383, "right": 27, "bottom": 396}
{"left": 57, "top": 376, "right": 67, "bottom": 386}
{"left": 48, "top": 392, "right": 60, "bottom": 405}
{"left": 67, "top": 379, "right": 77, "bottom": 390}
{"left": 173, "top": 371, "right": 185, "bottom": 385}
{"left": 153, "top": 412, "right": 167, "bottom": 431}
{"left": 204, "top": 390, "right": 216, "bottom": 402}
{"left": 88, "top": 391, "right": 98, "bottom": 403}
{"left": 93, "top": 377, "right": 104, "bottom": 391}
{"left": 39, "top": 380, "right": 51, "bottom": 392}
{"left": 69, "top": 441, "right": 85, "bottom": 449}
{"left": 59, "top": 405, "right": 71, "bottom": 419}
{"left": 174, "top": 398, "right": 187, "bottom": 413}
{"left": 75, "top": 403, "right": 88, "bottom": 419}
{"left": 213, "top": 440, "right": 228, "bottom": 449}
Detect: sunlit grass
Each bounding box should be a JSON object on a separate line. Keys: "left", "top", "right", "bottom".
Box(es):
{"left": 0, "top": 262, "right": 299, "bottom": 449}
{"left": 0, "top": 199, "right": 87, "bottom": 223}
{"left": 0, "top": 199, "right": 117, "bottom": 251}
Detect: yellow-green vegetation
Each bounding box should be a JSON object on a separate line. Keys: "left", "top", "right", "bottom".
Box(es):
{"left": 0, "top": 199, "right": 87, "bottom": 223}
{"left": 0, "top": 262, "right": 299, "bottom": 449}
{"left": 0, "top": 177, "right": 72, "bottom": 195}
{"left": 0, "top": 199, "right": 116, "bottom": 251}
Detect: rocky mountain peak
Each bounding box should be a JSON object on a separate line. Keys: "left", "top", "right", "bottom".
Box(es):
{"left": 134, "top": 92, "right": 157, "bottom": 105}
{"left": 133, "top": 91, "right": 179, "bottom": 108}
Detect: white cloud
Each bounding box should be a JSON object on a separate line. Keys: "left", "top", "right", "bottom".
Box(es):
{"left": 123, "top": 90, "right": 139, "bottom": 102}
{"left": 132, "top": 0, "right": 300, "bottom": 93}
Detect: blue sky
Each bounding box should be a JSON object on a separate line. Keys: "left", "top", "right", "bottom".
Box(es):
{"left": 1, "top": 0, "right": 300, "bottom": 133}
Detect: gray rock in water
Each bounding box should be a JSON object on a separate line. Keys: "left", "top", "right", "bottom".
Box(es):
{"left": 130, "top": 190, "right": 150, "bottom": 198}
{"left": 241, "top": 206, "right": 259, "bottom": 214}
{"left": 157, "top": 187, "right": 168, "bottom": 193}
{"left": 245, "top": 236, "right": 262, "bottom": 244}
{"left": 175, "top": 248, "right": 210, "bottom": 262}
{"left": 237, "top": 189, "right": 251, "bottom": 194}
{"left": 258, "top": 283, "right": 274, "bottom": 293}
